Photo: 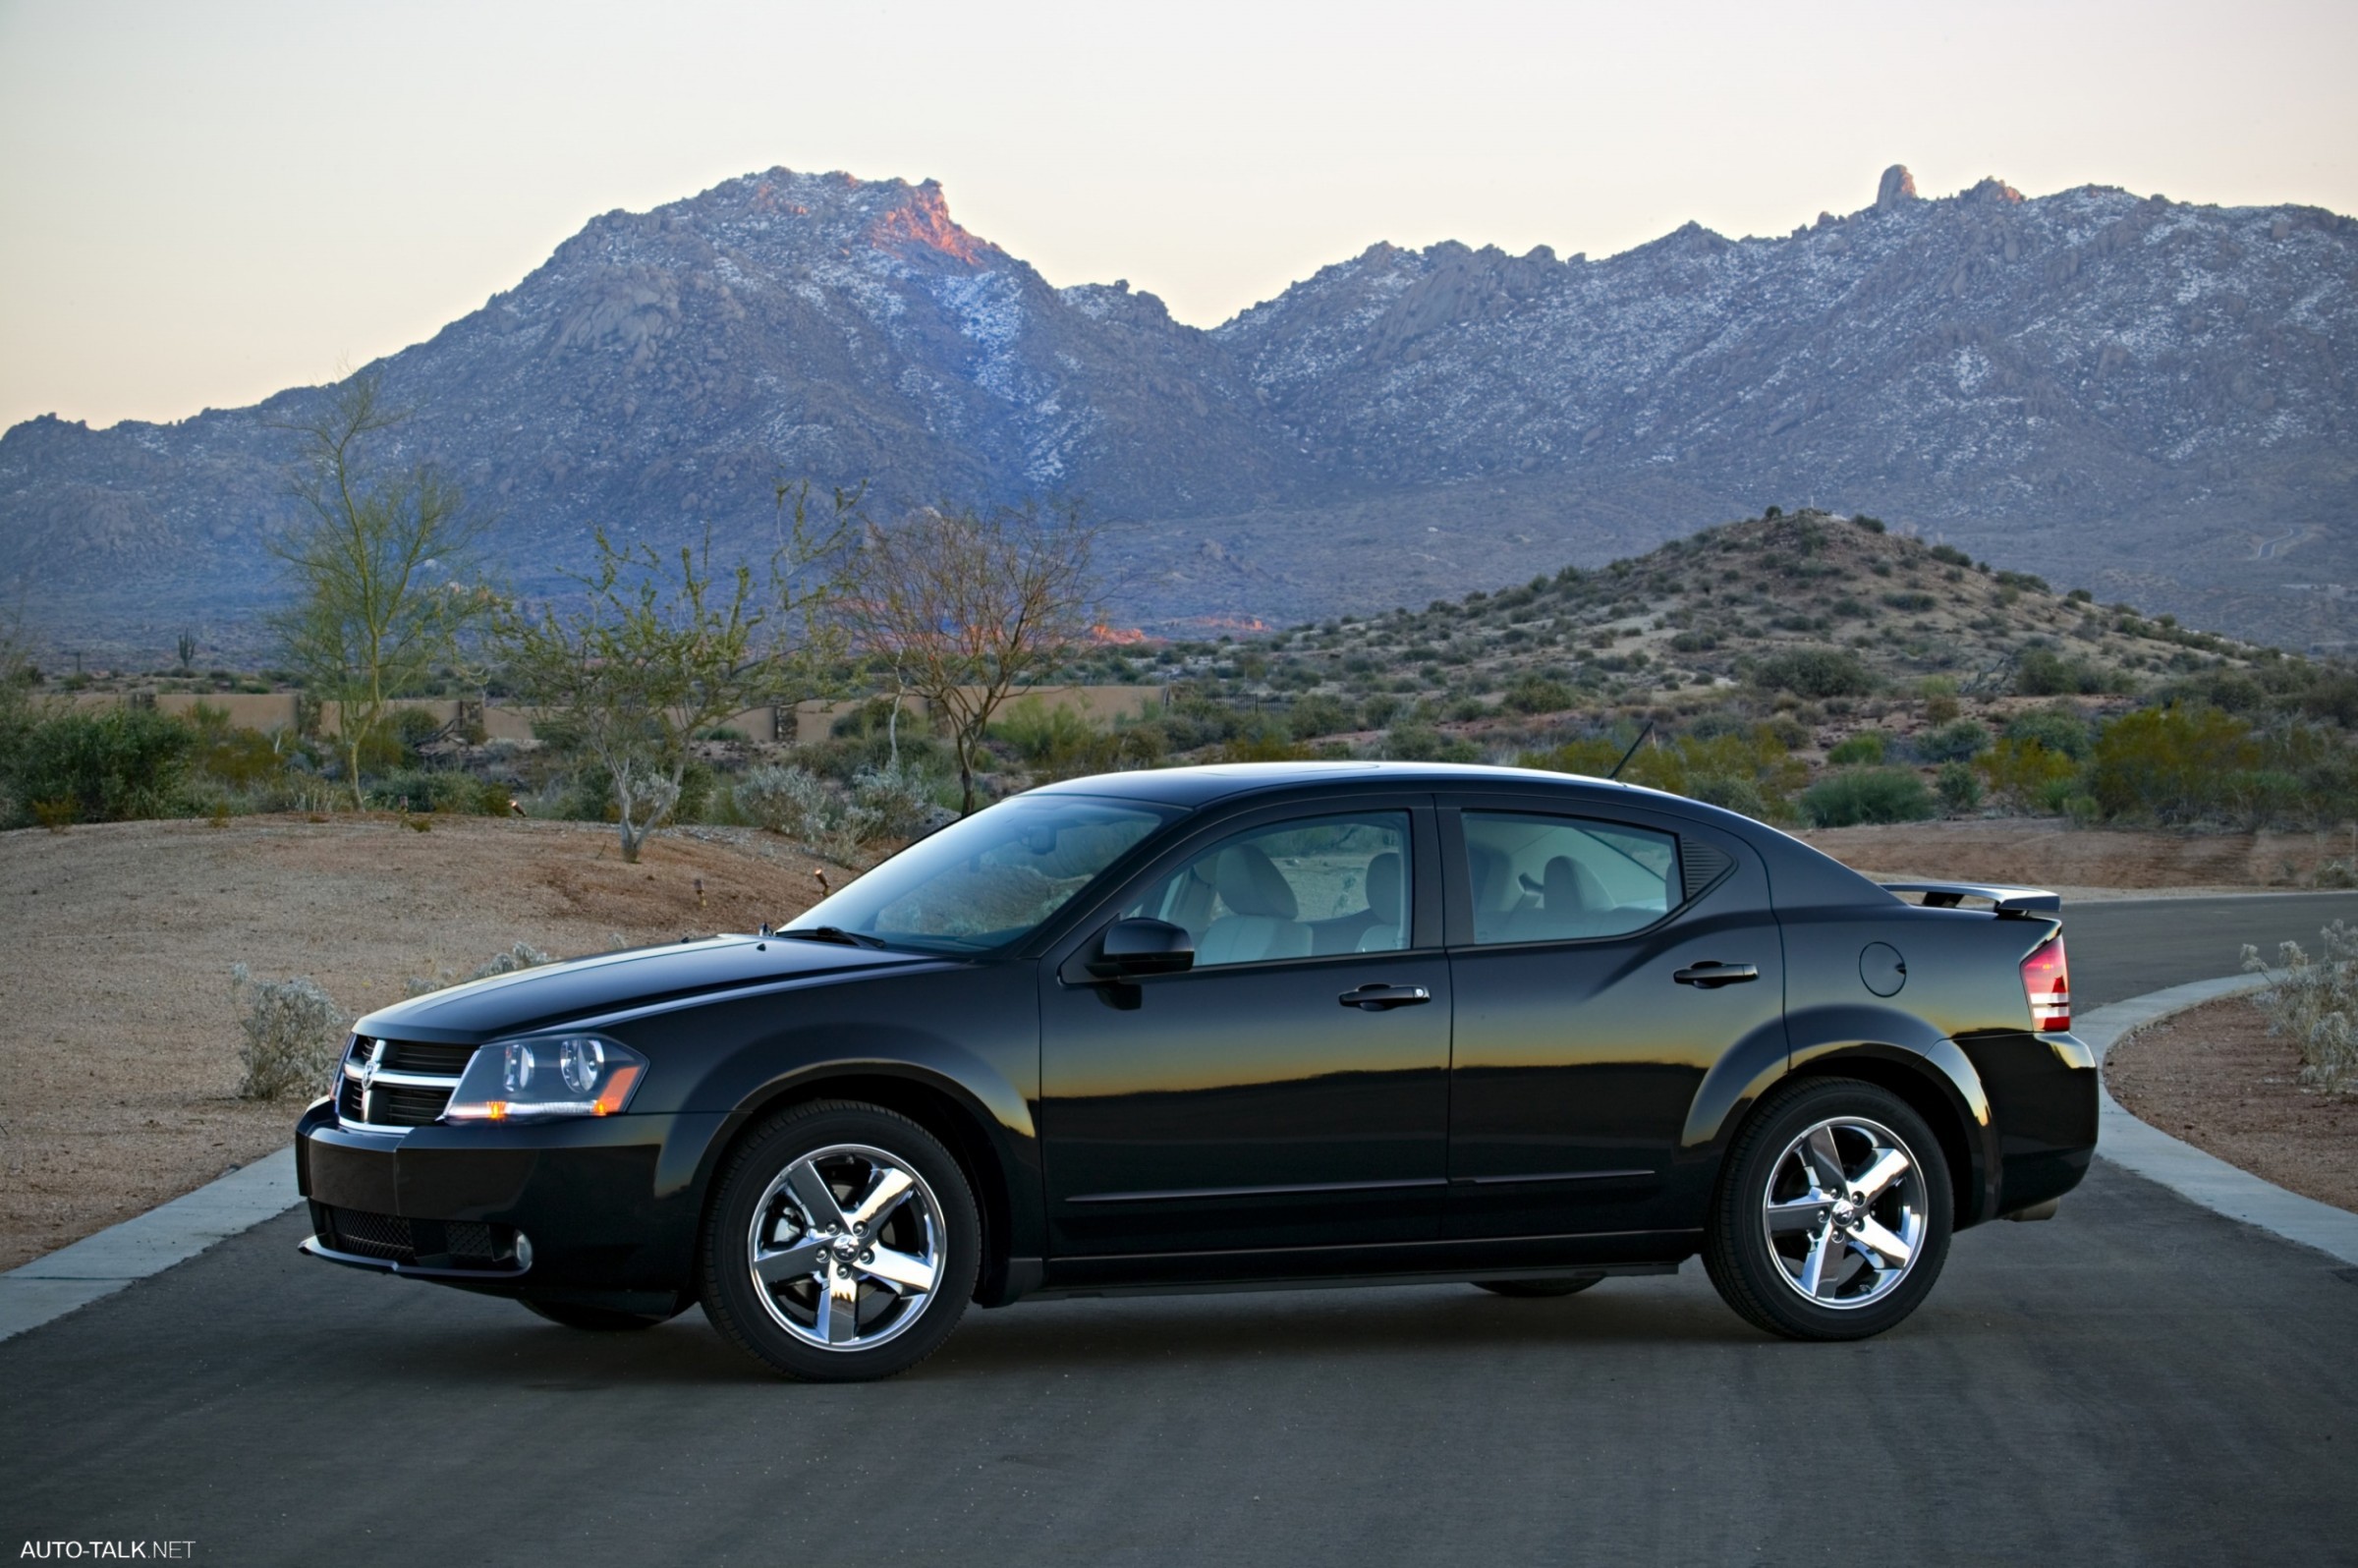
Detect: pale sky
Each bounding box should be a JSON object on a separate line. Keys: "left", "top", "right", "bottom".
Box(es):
{"left": 2, "top": 0, "right": 2352, "bottom": 432}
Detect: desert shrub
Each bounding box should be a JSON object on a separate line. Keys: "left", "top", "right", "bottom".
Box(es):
{"left": 2299, "top": 674, "right": 2358, "bottom": 728}
{"left": 370, "top": 767, "right": 505, "bottom": 814}
{"left": 1917, "top": 719, "right": 1993, "bottom": 763}
{"left": 736, "top": 763, "right": 841, "bottom": 841}
{"left": 184, "top": 704, "right": 296, "bottom": 790}
{"left": 1800, "top": 767, "right": 1937, "bottom": 827}
{"left": 1286, "top": 693, "right": 1355, "bottom": 739}
{"left": 1222, "top": 724, "right": 1316, "bottom": 763}
{"left": 2087, "top": 704, "right": 2258, "bottom": 822}
{"left": 1826, "top": 732, "right": 1887, "bottom": 766}
{"left": 990, "top": 696, "right": 1100, "bottom": 764}
{"left": 1528, "top": 724, "right": 1804, "bottom": 819}
{"left": 1881, "top": 591, "right": 1937, "bottom": 613}
{"left": 2241, "top": 923, "right": 2358, "bottom": 1092}
{"left": 2003, "top": 706, "right": 2093, "bottom": 759}
{"left": 1501, "top": 674, "right": 1578, "bottom": 715}
{"left": 229, "top": 965, "right": 348, "bottom": 1100}
{"left": 2017, "top": 648, "right": 2133, "bottom": 697}
{"left": 5, "top": 705, "right": 194, "bottom": 826}
{"left": 1382, "top": 723, "right": 1480, "bottom": 763}
{"left": 1851, "top": 514, "right": 1886, "bottom": 533}
{"left": 1928, "top": 543, "right": 1973, "bottom": 567}
{"left": 851, "top": 765, "right": 939, "bottom": 840}
{"left": 1978, "top": 737, "right": 2083, "bottom": 813}
{"left": 1754, "top": 648, "right": 1875, "bottom": 699}
{"left": 1936, "top": 760, "right": 1983, "bottom": 813}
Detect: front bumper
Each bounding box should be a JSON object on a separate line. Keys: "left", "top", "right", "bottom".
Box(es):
{"left": 294, "top": 1098, "right": 729, "bottom": 1301}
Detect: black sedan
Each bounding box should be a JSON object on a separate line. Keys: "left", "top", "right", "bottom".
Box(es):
{"left": 295, "top": 762, "right": 2096, "bottom": 1380}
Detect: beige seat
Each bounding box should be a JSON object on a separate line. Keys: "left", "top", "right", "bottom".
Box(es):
{"left": 1195, "top": 844, "right": 1311, "bottom": 966}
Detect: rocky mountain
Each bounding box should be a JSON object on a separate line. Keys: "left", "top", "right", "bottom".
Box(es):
{"left": 3, "top": 163, "right": 2352, "bottom": 657}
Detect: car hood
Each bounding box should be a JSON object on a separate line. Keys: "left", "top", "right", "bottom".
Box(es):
{"left": 352, "top": 934, "right": 936, "bottom": 1043}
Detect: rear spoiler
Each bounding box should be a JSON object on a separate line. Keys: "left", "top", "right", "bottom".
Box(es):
{"left": 1880, "top": 881, "right": 2060, "bottom": 917}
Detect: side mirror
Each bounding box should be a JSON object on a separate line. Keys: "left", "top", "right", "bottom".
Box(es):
{"left": 1087, "top": 918, "right": 1195, "bottom": 980}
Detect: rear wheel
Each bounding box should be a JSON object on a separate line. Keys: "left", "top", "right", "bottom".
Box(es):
{"left": 1473, "top": 1277, "right": 1601, "bottom": 1299}
{"left": 520, "top": 1299, "right": 675, "bottom": 1332}
{"left": 700, "top": 1100, "right": 980, "bottom": 1382}
{"left": 1705, "top": 1077, "right": 1951, "bottom": 1341}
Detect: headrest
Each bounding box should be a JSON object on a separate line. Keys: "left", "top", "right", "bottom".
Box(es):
{"left": 1542, "top": 856, "right": 1588, "bottom": 912}
{"left": 1215, "top": 844, "right": 1299, "bottom": 920}
{"left": 1365, "top": 852, "right": 1402, "bottom": 916}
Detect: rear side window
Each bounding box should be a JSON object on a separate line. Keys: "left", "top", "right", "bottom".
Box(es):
{"left": 1461, "top": 812, "right": 1678, "bottom": 944}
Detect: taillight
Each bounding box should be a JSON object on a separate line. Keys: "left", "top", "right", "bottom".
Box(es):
{"left": 2021, "top": 935, "right": 2070, "bottom": 1031}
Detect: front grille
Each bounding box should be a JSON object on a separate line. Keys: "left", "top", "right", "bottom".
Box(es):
{"left": 313, "top": 1204, "right": 519, "bottom": 1270}
{"left": 379, "top": 1039, "right": 475, "bottom": 1075}
{"left": 338, "top": 1036, "right": 473, "bottom": 1128}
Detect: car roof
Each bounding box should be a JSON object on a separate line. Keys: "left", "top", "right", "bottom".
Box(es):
{"left": 1030, "top": 759, "right": 1654, "bottom": 809}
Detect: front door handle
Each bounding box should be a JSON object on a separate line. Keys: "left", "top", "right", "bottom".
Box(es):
{"left": 1673, "top": 962, "right": 1760, "bottom": 988}
{"left": 1340, "top": 983, "right": 1432, "bottom": 1011}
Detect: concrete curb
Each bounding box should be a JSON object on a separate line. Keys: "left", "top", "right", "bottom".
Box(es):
{"left": 2079, "top": 976, "right": 2358, "bottom": 1268}
{"left": 0, "top": 1148, "right": 301, "bottom": 1344}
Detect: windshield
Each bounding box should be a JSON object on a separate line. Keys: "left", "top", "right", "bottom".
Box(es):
{"left": 790, "top": 794, "right": 1181, "bottom": 953}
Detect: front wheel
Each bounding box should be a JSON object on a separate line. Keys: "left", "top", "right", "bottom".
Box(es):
{"left": 1704, "top": 1078, "right": 1952, "bottom": 1341}
{"left": 699, "top": 1100, "right": 980, "bottom": 1382}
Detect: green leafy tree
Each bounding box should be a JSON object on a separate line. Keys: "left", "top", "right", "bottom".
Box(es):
{"left": 270, "top": 375, "right": 489, "bottom": 808}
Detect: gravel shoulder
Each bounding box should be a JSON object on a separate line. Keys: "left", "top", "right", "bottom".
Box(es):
{"left": 2105, "top": 994, "right": 2358, "bottom": 1215}
{"left": 0, "top": 814, "right": 828, "bottom": 1271}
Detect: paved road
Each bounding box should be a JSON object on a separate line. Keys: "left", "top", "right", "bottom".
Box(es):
{"left": 7, "top": 896, "right": 2357, "bottom": 1566}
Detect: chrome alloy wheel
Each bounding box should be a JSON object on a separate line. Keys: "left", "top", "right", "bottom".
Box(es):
{"left": 1760, "top": 1116, "right": 1928, "bottom": 1310}
{"left": 747, "top": 1143, "right": 945, "bottom": 1351}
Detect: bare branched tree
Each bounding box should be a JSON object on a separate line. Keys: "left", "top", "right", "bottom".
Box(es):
{"left": 495, "top": 484, "right": 853, "bottom": 863}
{"left": 270, "top": 375, "right": 489, "bottom": 808}
{"left": 846, "top": 500, "right": 1100, "bottom": 814}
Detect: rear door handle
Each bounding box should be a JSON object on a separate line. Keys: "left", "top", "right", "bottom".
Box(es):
{"left": 1340, "top": 983, "right": 1432, "bottom": 1011}
{"left": 1673, "top": 962, "right": 1760, "bottom": 988}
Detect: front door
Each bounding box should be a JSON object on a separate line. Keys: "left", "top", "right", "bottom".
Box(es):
{"left": 1039, "top": 806, "right": 1451, "bottom": 1269}
{"left": 1441, "top": 799, "right": 1787, "bottom": 1238}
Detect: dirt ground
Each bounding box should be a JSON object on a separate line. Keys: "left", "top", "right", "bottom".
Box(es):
{"left": 2106, "top": 995, "right": 2358, "bottom": 1214}
{"left": 1796, "top": 819, "right": 2358, "bottom": 900}
{"left": 0, "top": 814, "right": 831, "bottom": 1271}
{"left": 5, "top": 812, "right": 2351, "bottom": 1273}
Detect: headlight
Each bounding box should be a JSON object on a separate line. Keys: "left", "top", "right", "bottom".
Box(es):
{"left": 444, "top": 1036, "right": 647, "bottom": 1123}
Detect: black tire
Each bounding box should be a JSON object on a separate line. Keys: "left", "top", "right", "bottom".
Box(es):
{"left": 520, "top": 1299, "right": 676, "bottom": 1332}
{"left": 1474, "top": 1277, "right": 1602, "bottom": 1299}
{"left": 1704, "top": 1077, "right": 1952, "bottom": 1342}
{"left": 699, "top": 1099, "right": 980, "bottom": 1382}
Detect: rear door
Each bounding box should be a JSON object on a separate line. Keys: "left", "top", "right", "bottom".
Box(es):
{"left": 1439, "top": 792, "right": 1786, "bottom": 1238}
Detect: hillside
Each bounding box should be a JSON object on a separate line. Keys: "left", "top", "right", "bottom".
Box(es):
{"left": 1152, "top": 508, "right": 2266, "bottom": 747}
{"left": 2, "top": 163, "right": 2352, "bottom": 657}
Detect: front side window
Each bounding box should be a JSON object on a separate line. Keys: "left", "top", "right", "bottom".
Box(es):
{"left": 1125, "top": 812, "right": 1412, "bottom": 969}
{"left": 795, "top": 794, "right": 1180, "bottom": 952}
{"left": 1461, "top": 812, "right": 1677, "bottom": 944}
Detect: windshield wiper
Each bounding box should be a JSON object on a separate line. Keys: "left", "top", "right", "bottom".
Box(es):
{"left": 775, "top": 925, "right": 891, "bottom": 951}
